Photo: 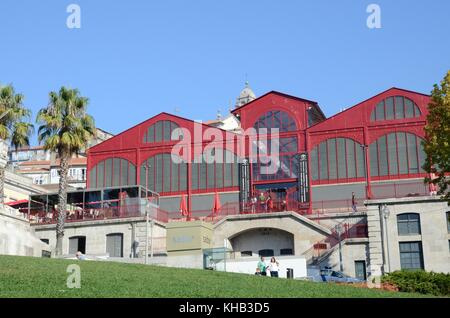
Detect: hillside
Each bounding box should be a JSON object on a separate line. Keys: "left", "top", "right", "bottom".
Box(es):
{"left": 0, "top": 255, "right": 425, "bottom": 298}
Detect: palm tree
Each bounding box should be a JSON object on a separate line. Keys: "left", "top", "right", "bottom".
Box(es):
{"left": 0, "top": 84, "right": 34, "bottom": 204}
{"left": 37, "top": 87, "right": 95, "bottom": 256}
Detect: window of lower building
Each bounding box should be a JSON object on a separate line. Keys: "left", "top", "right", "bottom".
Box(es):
{"left": 40, "top": 239, "right": 49, "bottom": 244}
{"left": 106, "top": 233, "right": 123, "bottom": 258}
{"left": 241, "top": 251, "right": 252, "bottom": 257}
{"left": 280, "top": 248, "right": 293, "bottom": 256}
{"left": 399, "top": 242, "right": 424, "bottom": 270}
{"left": 258, "top": 249, "right": 274, "bottom": 257}
{"left": 397, "top": 213, "right": 421, "bottom": 235}
{"left": 69, "top": 236, "right": 86, "bottom": 254}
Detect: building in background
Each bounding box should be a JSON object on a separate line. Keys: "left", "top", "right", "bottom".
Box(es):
{"left": 21, "top": 84, "right": 450, "bottom": 278}
{"left": 7, "top": 128, "right": 113, "bottom": 189}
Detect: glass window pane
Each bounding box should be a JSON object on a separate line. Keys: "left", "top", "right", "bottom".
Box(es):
{"left": 387, "top": 133, "right": 398, "bottom": 176}
{"left": 272, "top": 111, "right": 281, "bottom": 130}
{"left": 337, "top": 138, "right": 347, "bottom": 179}
{"left": 148, "top": 125, "right": 154, "bottom": 143}
{"left": 148, "top": 157, "right": 155, "bottom": 191}
{"left": 369, "top": 142, "right": 379, "bottom": 177}
{"left": 171, "top": 158, "right": 179, "bottom": 192}
{"left": 378, "top": 136, "right": 388, "bottom": 176}
{"left": 199, "top": 161, "right": 207, "bottom": 190}
{"left": 155, "top": 155, "right": 162, "bottom": 192}
{"left": 281, "top": 112, "right": 289, "bottom": 132}
{"left": 394, "top": 96, "right": 404, "bottom": 119}
{"left": 404, "top": 98, "right": 414, "bottom": 118}
{"left": 310, "top": 147, "right": 319, "bottom": 181}
{"left": 417, "top": 138, "right": 426, "bottom": 173}
{"left": 105, "top": 159, "right": 112, "bottom": 187}
{"left": 327, "top": 139, "right": 337, "bottom": 179}
{"left": 346, "top": 140, "right": 356, "bottom": 179}
{"left": 385, "top": 97, "right": 394, "bottom": 120}
{"left": 232, "top": 161, "right": 239, "bottom": 187}
{"left": 407, "top": 134, "right": 419, "bottom": 173}
{"left": 113, "top": 158, "right": 120, "bottom": 187}
{"left": 224, "top": 162, "right": 232, "bottom": 187}
{"left": 163, "top": 154, "right": 171, "bottom": 193}
{"left": 179, "top": 162, "right": 187, "bottom": 191}
{"left": 319, "top": 141, "right": 328, "bottom": 180}
{"left": 129, "top": 163, "right": 136, "bottom": 185}
{"left": 356, "top": 143, "right": 365, "bottom": 178}
{"left": 414, "top": 105, "right": 421, "bottom": 118}
{"left": 155, "top": 121, "right": 163, "bottom": 142}
{"left": 375, "top": 101, "right": 385, "bottom": 121}
{"left": 163, "top": 121, "right": 171, "bottom": 141}
{"left": 97, "top": 161, "right": 104, "bottom": 188}
{"left": 191, "top": 162, "right": 198, "bottom": 190}
{"left": 397, "top": 133, "right": 408, "bottom": 174}
{"left": 119, "top": 160, "right": 127, "bottom": 186}
{"left": 207, "top": 161, "right": 215, "bottom": 189}
{"left": 90, "top": 166, "right": 97, "bottom": 188}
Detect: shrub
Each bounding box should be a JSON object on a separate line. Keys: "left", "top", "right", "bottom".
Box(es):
{"left": 382, "top": 270, "right": 450, "bottom": 296}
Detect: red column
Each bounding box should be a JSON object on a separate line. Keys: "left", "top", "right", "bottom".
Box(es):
{"left": 363, "top": 127, "right": 373, "bottom": 199}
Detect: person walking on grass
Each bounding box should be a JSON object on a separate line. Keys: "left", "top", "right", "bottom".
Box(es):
{"left": 269, "top": 257, "right": 280, "bottom": 277}
{"left": 257, "top": 256, "right": 267, "bottom": 276}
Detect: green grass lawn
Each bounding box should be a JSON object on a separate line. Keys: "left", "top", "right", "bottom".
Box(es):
{"left": 0, "top": 255, "right": 426, "bottom": 298}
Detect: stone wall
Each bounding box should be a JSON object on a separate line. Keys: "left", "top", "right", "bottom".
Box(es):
{"left": 0, "top": 206, "right": 50, "bottom": 257}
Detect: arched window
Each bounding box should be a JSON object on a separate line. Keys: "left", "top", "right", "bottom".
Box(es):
{"left": 89, "top": 158, "right": 136, "bottom": 188}
{"left": 397, "top": 213, "right": 421, "bottom": 235}
{"left": 254, "top": 110, "right": 297, "bottom": 132}
{"left": 191, "top": 149, "right": 240, "bottom": 190}
{"left": 310, "top": 138, "right": 366, "bottom": 181}
{"left": 252, "top": 137, "right": 299, "bottom": 181}
{"left": 140, "top": 154, "right": 187, "bottom": 194}
{"left": 369, "top": 132, "right": 425, "bottom": 177}
{"left": 143, "top": 120, "right": 183, "bottom": 143}
{"left": 370, "top": 96, "right": 421, "bottom": 122}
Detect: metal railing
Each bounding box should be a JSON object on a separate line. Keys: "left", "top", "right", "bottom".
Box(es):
{"left": 370, "top": 181, "right": 430, "bottom": 199}
{"left": 23, "top": 203, "right": 169, "bottom": 225}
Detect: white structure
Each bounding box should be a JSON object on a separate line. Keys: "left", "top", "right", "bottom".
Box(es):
{"left": 220, "top": 256, "right": 307, "bottom": 279}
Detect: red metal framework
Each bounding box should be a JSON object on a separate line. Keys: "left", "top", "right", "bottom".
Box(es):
{"left": 86, "top": 88, "right": 431, "bottom": 215}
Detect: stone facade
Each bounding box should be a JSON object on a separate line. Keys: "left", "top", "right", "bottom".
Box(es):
{"left": 366, "top": 196, "right": 450, "bottom": 276}
{"left": 0, "top": 206, "right": 50, "bottom": 257}
{"left": 33, "top": 217, "right": 167, "bottom": 258}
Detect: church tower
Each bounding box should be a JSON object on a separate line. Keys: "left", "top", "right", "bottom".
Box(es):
{"left": 235, "top": 81, "right": 256, "bottom": 108}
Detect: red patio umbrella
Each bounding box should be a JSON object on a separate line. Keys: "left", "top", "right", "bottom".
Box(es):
{"left": 212, "top": 192, "right": 221, "bottom": 216}
{"left": 180, "top": 194, "right": 188, "bottom": 217}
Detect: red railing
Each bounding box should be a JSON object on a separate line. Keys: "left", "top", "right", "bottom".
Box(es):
{"left": 312, "top": 198, "right": 364, "bottom": 215}
{"left": 26, "top": 204, "right": 169, "bottom": 225}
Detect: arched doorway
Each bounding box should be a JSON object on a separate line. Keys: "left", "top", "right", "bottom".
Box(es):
{"left": 229, "top": 228, "right": 294, "bottom": 258}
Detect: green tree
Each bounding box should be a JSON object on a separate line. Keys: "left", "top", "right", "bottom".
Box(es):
{"left": 37, "top": 87, "right": 95, "bottom": 256}
{"left": 0, "top": 84, "right": 33, "bottom": 203}
{"left": 423, "top": 71, "right": 450, "bottom": 201}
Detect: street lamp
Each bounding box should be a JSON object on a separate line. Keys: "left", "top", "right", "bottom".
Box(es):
{"left": 335, "top": 223, "right": 344, "bottom": 272}
{"left": 381, "top": 204, "right": 391, "bottom": 273}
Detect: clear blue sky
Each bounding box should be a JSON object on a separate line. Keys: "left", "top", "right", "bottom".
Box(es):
{"left": 1, "top": 0, "right": 449, "bottom": 144}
